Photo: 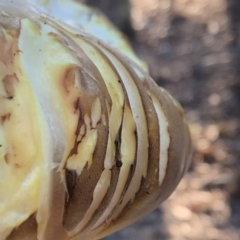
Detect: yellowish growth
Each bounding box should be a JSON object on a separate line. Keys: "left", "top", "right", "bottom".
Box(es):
{"left": 0, "top": 33, "right": 45, "bottom": 235}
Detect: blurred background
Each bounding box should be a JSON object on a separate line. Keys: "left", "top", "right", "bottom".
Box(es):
{"left": 81, "top": 0, "right": 240, "bottom": 239}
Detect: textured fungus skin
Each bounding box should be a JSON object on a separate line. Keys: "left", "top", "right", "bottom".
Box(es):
{"left": 0, "top": 1, "right": 192, "bottom": 240}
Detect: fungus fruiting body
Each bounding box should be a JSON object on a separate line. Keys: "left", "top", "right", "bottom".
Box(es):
{"left": 0, "top": 1, "right": 192, "bottom": 239}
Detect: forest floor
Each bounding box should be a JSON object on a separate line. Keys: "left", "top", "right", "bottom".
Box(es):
{"left": 84, "top": 0, "right": 240, "bottom": 239}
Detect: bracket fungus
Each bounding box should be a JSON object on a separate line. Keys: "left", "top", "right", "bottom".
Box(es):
{"left": 0, "top": 0, "right": 192, "bottom": 239}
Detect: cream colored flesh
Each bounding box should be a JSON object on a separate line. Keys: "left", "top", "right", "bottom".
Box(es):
{"left": 148, "top": 91, "right": 170, "bottom": 186}
{"left": 0, "top": 22, "right": 51, "bottom": 239}
{"left": 92, "top": 105, "right": 136, "bottom": 229}
{"left": 76, "top": 39, "right": 125, "bottom": 170}
{"left": 68, "top": 38, "right": 126, "bottom": 236}
{"left": 26, "top": 0, "right": 148, "bottom": 72}
{"left": 96, "top": 45, "right": 149, "bottom": 216}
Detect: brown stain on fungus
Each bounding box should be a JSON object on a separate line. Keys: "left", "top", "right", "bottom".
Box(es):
{"left": 1, "top": 113, "right": 11, "bottom": 124}
{"left": 2, "top": 74, "right": 19, "bottom": 98}
{"left": 4, "top": 153, "right": 10, "bottom": 164}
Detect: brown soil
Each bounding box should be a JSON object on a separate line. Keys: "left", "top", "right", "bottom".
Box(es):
{"left": 83, "top": 1, "right": 240, "bottom": 239}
